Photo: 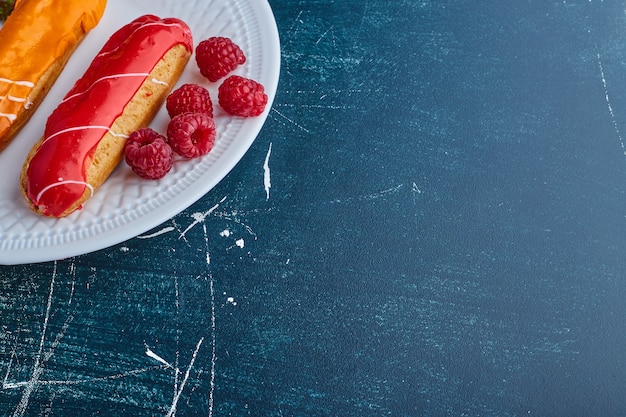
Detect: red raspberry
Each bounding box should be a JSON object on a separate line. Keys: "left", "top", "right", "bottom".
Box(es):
{"left": 167, "top": 112, "right": 216, "bottom": 158}
{"left": 218, "top": 75, "right": 268, "bottom": 117}
{"left": 166, "top": 83, "right": 213, "bottom": 118}
{"left": 195, "top": 37, "right": 246, "bottom": 82}
{"left": 124, "top": 128, "right": 173, "bottom": 179}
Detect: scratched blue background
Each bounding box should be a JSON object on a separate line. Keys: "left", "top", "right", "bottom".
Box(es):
{"left": 3, "top": 0, "right": 626, "bottom": 415}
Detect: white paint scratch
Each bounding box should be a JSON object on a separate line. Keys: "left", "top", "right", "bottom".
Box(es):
{"left": 200, "top": 219, "right": 217, "bottom": 417}
{"left": 271, "top": 108, "right": 311, "bottom": 133}
{"left": 208, "top": 274, "right": 217, "bottom": 417}
{"left": 179, "top": 204, "right": 220, "bottom": 239}
{"left": 178, "top": 196, "right": 228, "bottom": 240}
{"left": 203, "top": 223, "right": 211, "bottom": 265}
{"left": 138, "top": 226, "right": 176, "bottom": 239}
{"left": 145, "top": 347, "right": 176, "bottom": 371}
{"left": 3, "top": 334, "right": 20, "bottom": 390}
{"left": 68, "top": 260, "right": 76, "bottom": 306}
{"left": 316, "top": 26, "right": 335, "bottom": 46}
{"left": 178, "top": 197, "right": 258, "bottom": 243}
{"left": 283, "top": 10, "right": 305, "bottom": 51}
{"left": 363, "top": 184, "right": 405, "bottom": 200}
{"left": 5, "top": 260, "right": 203, "bottom": 416}
{"left": 166, "top": 338, "right": 204, "bottom": 417}
{"left": 12, "top": 262, "right": 58, "bottom": 417}
{"left": 598, "top": 53, "right": 626, "bottom": 158}
{"left": 174, "top": 276, "right": 181, "bottom": 396}
{"left": 264, "top": 142, "right": 273, "bottom": 200}
{"left": 3, "top": 366, "right": 165, "bottom": 389}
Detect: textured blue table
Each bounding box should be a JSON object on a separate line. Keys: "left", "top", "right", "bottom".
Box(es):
{"left": 3, "top": 0, "right": 626, "bottom": 415}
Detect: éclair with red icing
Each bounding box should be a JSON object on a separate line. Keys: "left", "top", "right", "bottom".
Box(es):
{"left": 0, "top": 0, "right": 107, "bottom": 151}
{"left": 20, "top": 14, "right": 193, "bottom": 218}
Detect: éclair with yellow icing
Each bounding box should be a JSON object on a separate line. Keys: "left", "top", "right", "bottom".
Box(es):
{"left": 0, "top": 0, "right": 107, "bottom": 151}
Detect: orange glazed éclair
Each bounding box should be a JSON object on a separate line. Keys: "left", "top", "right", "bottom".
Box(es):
{"left": 0, "top": 0, "right": 107, "bottom": 151}
{"left": 21, "top": 15, "right": 193, "bottom": 218}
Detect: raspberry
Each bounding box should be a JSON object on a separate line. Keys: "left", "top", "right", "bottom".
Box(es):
{"left": 166, "top": 83, "right": 213, "bottom": 118}
{"left": 218, "top": 75, "right": 268, "bottom": 117}
{"left": 195, "top": 37, "right": 246, "bottom": 82}
{"left": 124, "top": 128, "right": 173, "bottom": 179}
{"left": 167, "top": 112, "right": 216, "bottom": 158}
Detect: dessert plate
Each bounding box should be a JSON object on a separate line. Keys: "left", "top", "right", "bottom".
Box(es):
{"left": 0, "top": 0, "right": 280, "bottom": 265}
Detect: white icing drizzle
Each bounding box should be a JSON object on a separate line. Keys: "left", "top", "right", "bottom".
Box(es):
{"left": 0, "top": 112, "right": 17, "bottom": 121}
{"left": 36, "top": 180, "right": 94, "bottom": 204}
{"left": 61, "top": 73, "right": 151, "bottom": 104}
{"left": 0, "top": 78, "right": 35, "bottom": 88}
{"left": 151, "top": 78, "right": 168, "bottom": 86}
{"left": 0, "top": 94, "right": 28, "bottom": 103}
{"left": 0, "top": 78, "right": 35, "bottom": 121}
{"left": 109, "top": 130, "right": 130, "bottom": 138}
{"left": 41, "top": 125, "right": 128, "bottom": 147}
{"left": 97, "top": 21, "right": 187, "bottom": 60}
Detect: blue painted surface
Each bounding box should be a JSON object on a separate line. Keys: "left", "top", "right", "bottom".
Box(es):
{"left": 3, "top": 0, "right": 626, "bottom": 415}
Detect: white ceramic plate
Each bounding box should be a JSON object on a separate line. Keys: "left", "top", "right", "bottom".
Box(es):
{"left": 0, "top": 0, "right": 280, "bottom": 265}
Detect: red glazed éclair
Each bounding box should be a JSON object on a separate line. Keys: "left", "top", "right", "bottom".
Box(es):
{"left": 20, "top": 15, "right": 193, "bottom": 218}
{"left": 0, "top": 0, "right": 107, "bottom": 151}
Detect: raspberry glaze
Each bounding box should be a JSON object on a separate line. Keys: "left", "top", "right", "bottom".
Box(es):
{"left": 24, "top": 15, "right": 193, "bottom": 217}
